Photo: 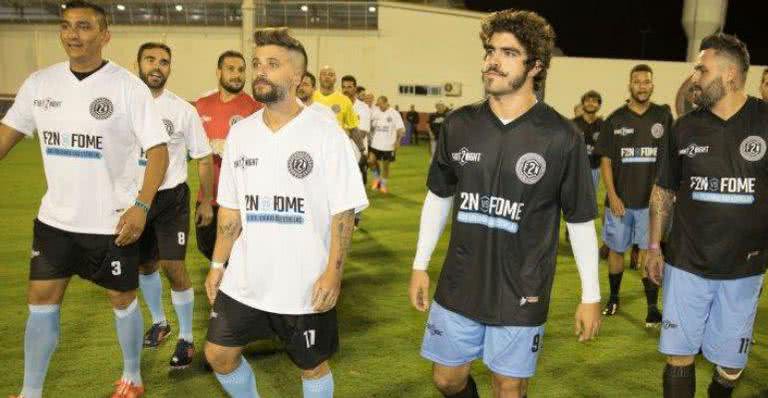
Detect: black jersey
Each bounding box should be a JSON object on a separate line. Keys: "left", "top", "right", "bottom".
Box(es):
{"left": 427, "top": 100, "right": 597, "bottom": 326}
{"left": 595, "top": 103, "right": 674, "bottom": 208}
{"left": 656, "top": 96, "right": 768, "bottom": 279}
{"left": 572, "top": 115, "right": 604, "bottom": 169}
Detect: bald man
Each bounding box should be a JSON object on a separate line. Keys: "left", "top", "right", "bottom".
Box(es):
{"left": 314, "top": 66, "right": 358, "bottom": 135}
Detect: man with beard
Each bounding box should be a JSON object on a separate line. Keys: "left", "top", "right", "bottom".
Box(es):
{"left": 648, "top": 33, "right": 767, "bottom": 398}
{"left": 572, "top": 90, "right": 604, "bottom": 193}
{"left": 314, "top": 66, "right": 358, "bottom": 136}
{"left": 760, "top": 68, "right": 768, "bottom": 101}
{"left": 595, "top": 64, "right": 673, "bottom": 326}
{"left": 297, "top": 71, "right": 336, "bottom": 120}
{"left": 409, "top": 10, "right": 601, "bottom": 398}
{"left": 203, "top": 28, "right": 367, "bottom": 398}
{"left": 368, "top": 96, "right": 405, "bottom": 194}
{"left": 342, "top": 75, "right": 370, "bottom": 226}
{"left": 1, "top": 2, "right": 170, "bottom": 397}
{"left": 194, "top": 51, "right": 262, "bottom": 264}
{"left": 134, "top": 43, "right": 214, "bottom": 368}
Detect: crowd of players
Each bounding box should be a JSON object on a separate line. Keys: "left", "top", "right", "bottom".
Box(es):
{"left": 0, "top": 1, "right": 766, "bottom": 398}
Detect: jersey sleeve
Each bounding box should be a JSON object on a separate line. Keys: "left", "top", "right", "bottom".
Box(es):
{"left": 184, "top": 105, "right": 213, "bottom": 159}
{"left": 216, "top": 133, "right": 239, "bottom": 209}
{"left": 561, "top": 130, "right": 598, "bottom": 223}
{"left": 594, "top": 116, "right": 613, "bottom": 160}
{"left": 343, "top": 101, "right": 359, "bottom": 130}
{"left": 127, "top": 81, "right": 169, "bottom": 151}
{"left": 426, "top": 120, "right": 458, "bottom": 197}
{"left": 394, "top": 110, "right": 406, "bottom": 130}
{"left": 2, "top": 74, "right": 39, "bottom": 136}
{"left": 358, "top": 107, "right": 371, "bottom": 132}
{"left": 655, "top": 119, "right": 682, "bottom": 190}
{"left": 323, "top": 126, "right": 369, "bottom": 214}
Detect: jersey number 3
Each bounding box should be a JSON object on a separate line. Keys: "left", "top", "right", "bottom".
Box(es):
{"left": 110, "top": 260, "right": 122, "bottom": 276}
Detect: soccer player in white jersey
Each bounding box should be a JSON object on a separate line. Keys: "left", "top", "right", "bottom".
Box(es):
{"left": 134, "top": 42, "right": 214, "bottom": 368}
{"left": 203, "top": 28, "right": 368, "bottom": 398}
{"left": 0, "top": 2, "right": 169, "bottom": 397}
{"left": 368, "top": 96, "right": 405, "bottom": 194}
{"left": 297, "top": 71, "right": 338, "bottom": 121}
{"left": 341, "top": 75, "right": 371, "bottom": 227}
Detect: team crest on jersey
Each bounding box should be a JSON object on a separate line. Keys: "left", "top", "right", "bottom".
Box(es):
{"left": 162, "top": 119, "right": 174, "bottom": 136}
{"left": 332, "top": 104, "right": 341, "bottom": 114}
{"left": 740, "top": 136, "right": 766, "bottom": 162}
{"left": 515, "top": 153, "right": 546, "bottom": 185}
{"left": 451, "top": 147, "right": 482, "bottom": 166}
{"left": 651, "top": 123, "right": 665, "bottom": 139}
{"left": 614, "top": 127, "right": 634, "bottom": 136}
{"left": 229, "top": 115, "right": 244, "bottom": 126}
{"left": 287, "top": 151, "right": 314, "bottom": 178}
{"left": 89, "top": 97, "right": 113, "bottom": 120}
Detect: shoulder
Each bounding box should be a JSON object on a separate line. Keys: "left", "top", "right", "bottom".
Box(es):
{"left": 107, "top": 62, "right": 147, "bottom": 90}
{"left": 228, "top": 109, "right": 263, "bottom": 141}
{"left": 29, "top": 62, "right": 68, "bottom": 82}
{"left": 605, "top": 105, "right": 628, "bottom": 123}
{"left": 535, "top": 102, "right": 582, "bottom": 140}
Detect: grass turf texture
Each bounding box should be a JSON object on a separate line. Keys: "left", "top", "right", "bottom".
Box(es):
{"left": 1, "top": 138, "right": 766, "bottom": 397}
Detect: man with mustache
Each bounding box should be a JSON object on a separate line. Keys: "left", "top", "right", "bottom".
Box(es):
{"left": 572, "top": 90, "right": 604, "bottom": 194}
{"left": 1, "top": 2, "right": 169, "bottom": 397}
{"left": 595, "top": 64, "right": 673, "bottom": 327}
{"left": 203, "top": 28, "right": 367, "bottom": 398}
{"left": 648, "top": 33, "right": 767, "bottom": 398}
{"left": 409, "top": 9, "right": 601, "bottom": 398}
{"left": 134, "top": 42, "right": 214, "bottom": 369}
{"left": 194, "top": 51, "right": 262, "bottom": 267}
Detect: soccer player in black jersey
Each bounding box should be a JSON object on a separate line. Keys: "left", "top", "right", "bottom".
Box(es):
{"left": 595, "top": 64, "right": 674, "bottom": 326}
{"left": 648, "top": 33, "right": 767, "bottom": 398}
{"left": 572, "top": 90, "right": 604, "bottom": 194}
{"left": 409, "top": 10, "right": 601, "bottom": 398}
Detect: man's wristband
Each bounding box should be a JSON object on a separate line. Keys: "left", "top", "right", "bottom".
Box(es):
{"left": 134, "top": 199, "right": 150, "bottom": 214}
{"left": 648, "top": 242, "right": 661, "bottom": 251}
{"left": 211, "top": 261, "right": 224, "bottom": 269}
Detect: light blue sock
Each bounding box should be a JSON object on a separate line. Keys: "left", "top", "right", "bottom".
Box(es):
{"left": 171, "top": 288, "right": 194, "bottom": 342}
{"left": 139, "top": 271, "right": 166, "bottom": 325}
{"left": 20, "top": 304, "right": 60, "bottom": 398}
{"left": 303, "top": 372, "right": 334, "bottom": 398}
{"left": 381, "top": 178, "right": 388, "bottom": 188}
{"left": 372, "top": 169, "right": 380, "bottom": 179}
{"left": 114, "top": 299, "right": 143, "bottom": 385}
{"left": 215, "top": 357, "right": 259, "bottom": 398}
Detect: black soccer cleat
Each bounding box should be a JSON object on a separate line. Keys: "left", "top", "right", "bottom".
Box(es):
{"left": 645, "top": 307, "right": 663, "bottom": 328}
{"left": 602, "top": 301, "right": 619, "bottom": 316}
{"left": 169, "top": 339, "right": 195, "bottom": 369}
{"left": 143, "top": 322, "right": 171, "bottom": 348}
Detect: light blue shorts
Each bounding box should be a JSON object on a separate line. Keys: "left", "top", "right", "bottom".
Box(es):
{"left": 420, "top": 302, "right": 544, "bottom": 378}
{"left": 602, "top": 207, "right": 649, "bottom": 252}
{"left": 658, "top": 264, "right": 764, "bottom": 369}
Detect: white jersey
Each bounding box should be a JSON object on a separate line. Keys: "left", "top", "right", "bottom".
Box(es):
{"left": 353, "top": 99, "right": 371, "bottom": 133}
{"left": 217, "top": 107, "right": 368, "bottom": 314}
{"left": 305, "top": 101, "right": 361, "bottom": 161}
{"left": 138, "top": 89, "right": 211, "bottom": 190}
{"left": 2, "top": 61, "right": 168, "bottom": 234}
{"left": 370, "top": 107, "right": 405, "bottom": 151}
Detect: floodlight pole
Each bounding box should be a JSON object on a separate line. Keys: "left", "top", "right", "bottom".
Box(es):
{"left": 242, "top": 0, "right": 256, "bottom": 92}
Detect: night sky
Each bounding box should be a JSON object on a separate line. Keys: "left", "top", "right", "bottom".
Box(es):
{"left": 463, "top": 0, "right": 767, "bottom": 66}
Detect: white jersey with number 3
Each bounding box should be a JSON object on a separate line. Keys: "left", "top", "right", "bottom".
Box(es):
{"left": 370, "top": 107, "right": 405, "bottom": 151}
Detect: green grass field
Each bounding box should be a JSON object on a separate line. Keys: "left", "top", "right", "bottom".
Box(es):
{"left": 1, "top": 138, "right": 766, "bottom": 397}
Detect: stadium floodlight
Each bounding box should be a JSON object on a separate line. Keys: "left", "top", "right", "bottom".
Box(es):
{"left": 368, "top": 6, "right": 376, "bottom": 12}
{"left": 175, "top": 4, "right": 184, "bottom": 12}
{"left": 116, "top": 4, "right": 126, "bottom": 11}
{"left": 300, "top": 4, "right": 309, "bottom": 12}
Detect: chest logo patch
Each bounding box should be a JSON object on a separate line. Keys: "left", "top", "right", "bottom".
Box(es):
{"left": 89, "top": 97, "right": 113, "bottom": 120}
{"left": 678, "top": 143, "right": 709, "bottom": 158}
{"left": 332, "top": 104, "right": 341, "bottom": 114}
{"left": 614, "top": 127, "right": 634, "bottom": 136}
{"left": 288, "top": 151, "right": 314, "bottom": 179}
{"left": 162, "top": 119, "right": 175, "bottom": 136}
{"left": 451, "top": 147, "right": 482, "bottom": 166}
{"left": 740, "top": 136, "right": 766, "bottom": 162}
{"left": 651, "top": 123, "right": 665, "bottom": 139}
{"left": 229, "top": 115, "right": 244, "bottom": 126}
{"left": 516, "top": 153, "right": 546, "bottom": 185}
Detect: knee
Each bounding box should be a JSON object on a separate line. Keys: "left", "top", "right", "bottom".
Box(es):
{"left": 161, "top": 261, "right": 190, "bottom": 290}
{"left": 433, "top": 371, "right": 467, "bottom": 395}
{"left": 301, "top": 361, "right": 330, "bottom": 380}
{"left": 139, "top": 261, "right": 159, "bottom": 275}
{"left": 107, "top": 290, "right": 137, "bottom": 309}
{"left": 667, "top": 355, "right": 695, "bottom": 367}
{"left": 491, "top": 375, "right": 523, "bottom": 395}
{"left": 204, "top": 342, "right": 239, "bottom": 374}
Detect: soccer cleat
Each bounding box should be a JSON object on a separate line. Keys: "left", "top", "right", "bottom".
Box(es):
{"left": 645, "top": 307, "right": 663, "bottom": 328}
{"left": 380, "top": 185, "right": 389, "bottom": 194}
{"left": 370, "top": 179, "right": 381, "bottom": 191}
{"left": 169, "top": 339, "right": 195, "bottom": 369}
{"left": 143, "top": 322, "right": 171, "bottom": 348}
{"left": 111, "top": 379, "right": 144, "bottom": 398}
{"left": 602, "top": 301, "right": 619, "bottom": 316}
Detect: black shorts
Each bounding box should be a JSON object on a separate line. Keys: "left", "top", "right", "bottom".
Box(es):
{"left": 207, "top": 291, "right": 338, "bottom": 370}
{"left": 370, "top": 148, "right": 396, "bottom": 162}
{"left": 138, "top": 183, "right": 190, "bottom": 264}
{"left": 30, "top": 219, "right": 139, "bottom": 292}
{"left": 195, "top": 202, "right": 219, "bottom": 261}
{"left": 358, "top": 157, "right": 368, "bottom": 184}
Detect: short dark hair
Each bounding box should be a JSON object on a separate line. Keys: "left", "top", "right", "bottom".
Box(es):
{"left": 762, "top": 68, "right": 768, "bottom": 82}
{"left": 581, "top": 90, "right": 602, "bottom": 105}
{"left": 218, "top": 50, "right": 245, "bottom": 69}
{"left": 303, "top": 71, "right": 316, "bottom": 87}
{"left": 253, "top": 27, "right": 308, "bottom": 73}
{"left": 480, "top": 9, "right": 555, "bottom": 91}
{"left": 356, "top": 86, "right": 366, "bottom": 94}
{"left": 700, "top": 33, "right": 750, "bottom": 86}
{"left": 62, "top": 1, "right": 108, "bottom": 30}
{"left": 137, "top": 42, "right": 171, "bottom": 64}
{"left": 341, "top": 75, "right": 357, "bottom": 86}
{"left": 630, "top": 64, "right": 653, "bottom": 79}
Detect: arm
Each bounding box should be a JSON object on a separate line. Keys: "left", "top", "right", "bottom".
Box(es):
{"left": 409, "top": 191, "right": 453, "bottom": 311}
{"left": 600, "top": 156, "right": 625, "bottom": 216}
{"left": 646, "top": 184, "right": 675, "bottom": 285}
{"left": 204, "top": 206, "right": 242, "bottom": 304}
{"left": 350, "top": 128, "right": 367, "bottom": 155}
{"left": 0, "top": 124, "right": 25, "bottom": 160}
{"left": 312, "top": 208, "right": 356, "bottom": 312}
{"left": 567, "top": 220, "right": 602, "bottom": 341}
{"left": 195, "top": 154, "right": 215, "bottom": 226}
{"left": 394, "top": 128, "right": 405, "bottom": 151}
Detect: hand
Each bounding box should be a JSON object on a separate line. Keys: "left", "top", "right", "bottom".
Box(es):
{"left": 409, "top": 270, "right": 430, "bottom": 312}
{"left": 205, "top": 267, "right": 224, "bottom": 305}
{"left": 646, "top": 249, "right": 665, "bottom": 286}
{"left": 196, "top": 201, "right": 214, "bottom": 227}
{"left": 574, "top": 302, "right": 601, "bottom": 342}
{"left": 608, "top": 194, "right": 626, "bottom": 217}
{"left": 312, "top": 270, "right": 341, "bottom": 312}
{"left": 115, "top": 206, "right": 147, "bottom": 246}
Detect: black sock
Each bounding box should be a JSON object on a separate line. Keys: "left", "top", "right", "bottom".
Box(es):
{"left": 608, "top": 272, "right": 623, "bottom": 302}
{"left": 708, "top": 369, "right": 737, "bottom": 398}
{"left": 642, "top": 277, "right": 659, "bottom": 308}
{"left": 663, "top": 363, "right": 695, "bottom": 398}
{"left": 444, "top": 375, "right": 479, "bottom": 398}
